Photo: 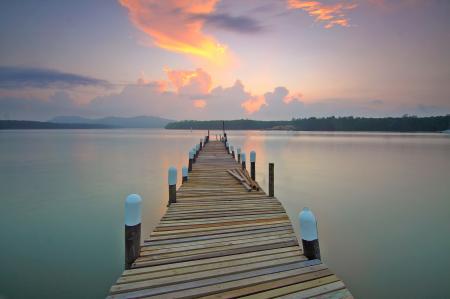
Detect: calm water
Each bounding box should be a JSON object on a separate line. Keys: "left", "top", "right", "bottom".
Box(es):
{"left": 0, "top": 129, "right": 449, "bottom": 298}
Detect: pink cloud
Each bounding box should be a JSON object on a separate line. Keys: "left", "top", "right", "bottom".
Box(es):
{"left": 287, "top": 0, "right": 357, "bottom": 28}
{"left": 193, "top": 99, "right": 207, "bottom": 108}
{"left": 119, "top": 0, "right": 228, "bottom": 62}
{"left": 164, "top": 68, "right": 212, "bottom": 95}
{"left": 241, "top": 95, "right": 267, "bottom": 114}
{"left": 284, "top": 92, "right": 303, "bottom": 104}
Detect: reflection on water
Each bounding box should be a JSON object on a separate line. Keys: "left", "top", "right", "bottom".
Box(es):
{"left": 0, "top": 129, "right": 449, "bottom": 298}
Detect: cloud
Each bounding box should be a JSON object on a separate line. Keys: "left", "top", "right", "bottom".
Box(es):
{"left": 252, "top": 86, "right": 305, "bottom": 119}
{"left": 193, "top": 99, "right": 207, "bottom": 108}
{"left": 287, "top": 0, "right": 357, "bottom": 28}
{"left": 0, "top": 66, "right": 109, "bottom": 89}
{"left": 241, "top": 95, "right": 267, "bottom": 114}
{"left": 192, "top": 13, "right": 264, "bottom": 33}
{"left": 0, "top": 91, "right": 88, "bottom": 120}
{"left": 165, "top": 68, "right": 212, "bottom": 96}
{"left": 119, "top": 0, "right": 228, "bottom": 63}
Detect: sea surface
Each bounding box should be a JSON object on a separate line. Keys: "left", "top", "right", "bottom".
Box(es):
{"left": 0, "top": 129, "right": 449, "bottom": 298}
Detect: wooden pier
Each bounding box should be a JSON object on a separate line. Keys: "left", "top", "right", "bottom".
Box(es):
{"left": 108, "top": 140, "right": 352, "bottom": 298}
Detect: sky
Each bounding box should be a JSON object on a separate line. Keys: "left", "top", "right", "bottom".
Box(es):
{"left": 0, "top": 0, "right": 449, "bottom": 121}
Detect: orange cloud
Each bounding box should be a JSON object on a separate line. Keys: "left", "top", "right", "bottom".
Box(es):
{"left": 193, "top": 99, "right": 207, "bottom": 108}
{"left": 119, "top": 0, "right": 228, "bottom": 63}
{"left": 137, "top": 71, "right": 168, "bottom": 92}
{"left": 287, "top": 0, "right": 357, "bottom": 28}
{"left": 165, "top": 68, "right": 212, "bottom": 94}
{"left": 284, "top": 92, "right": 303, "bottom": 104}
{"left": 241, "top": 95, "right": 267, "bottom": 114}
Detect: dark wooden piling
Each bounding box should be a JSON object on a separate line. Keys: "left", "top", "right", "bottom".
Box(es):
{"left": 168, "top": 167, "right": 177, "bottom": 205}
{"left": 250, "top": 151, "right": 256, "bottom": 180}
{"left": 269, "top": 162, "right": 274, "bottom": 197}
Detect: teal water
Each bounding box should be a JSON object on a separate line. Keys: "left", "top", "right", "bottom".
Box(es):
{"left": 0, "top": 130, "right": 449, "bottom": 298}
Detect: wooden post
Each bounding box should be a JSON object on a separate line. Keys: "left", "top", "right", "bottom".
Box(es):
{"left": 192, "top": 147, "right": 197, "bottom": 162}
{"left": 237, "top": 147, "right": 241, "bottom": 163}
{"left": 225, "top": 141, "right": 229, "bottom": 152}
{"left": 230, "top": 146, "right": 235, "bottom": 158}
{"left": 241, "top": 152, "right": 246, "bottom": 170}
{"left": 269, "top": 163, "right": 274, "bottom": 197}
{"left": 125, "top": 194, "right": 141, "bottom": 270}
{"left": 200, "top": 138, "right": 203, "bottom": 150}
{"left": 188, "top": 150, "right": 194, "bottom": 171}
{"left": 195, "top": 144, "right": 199, "bottom": 158}
{"left": 250, "top": 151, "right": 256, "bottom": 180}
{"left": 299, "top": 208, "right": 321, "bottom": 260}
{"left": 182, "top": 166, "right": 188, "bottom": 183}
{"left": 168, "top": 167, "right": 177, "bottom": 205}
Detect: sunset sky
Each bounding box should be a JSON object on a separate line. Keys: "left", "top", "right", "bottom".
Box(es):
{"left": 0, "top": 0, "right": 449, "bottom": 120}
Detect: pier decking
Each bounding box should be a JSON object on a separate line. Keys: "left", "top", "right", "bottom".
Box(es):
{"left": 108, "top": 140, "right": 352, "bottom": 298}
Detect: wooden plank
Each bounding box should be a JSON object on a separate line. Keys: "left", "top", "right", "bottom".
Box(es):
{"left": 108, "top": 260, "right": 322, "bottom": 298}
{"left": 198, "top": 269, "right": 333, "bottom": 299}
{"left": 275, "top": 281, "right": 347, "bottom": 299}
{"left": 118, "top": 251, "right": 304, "bottom": 283}
{"left": 238, "top": 275, "right": 341, "bottom": 299}
{"left": 111, "top": 256, "right": 307, "bottom": 293}
{"left": 123, "top": 247, "right": 300, "bottom": 276}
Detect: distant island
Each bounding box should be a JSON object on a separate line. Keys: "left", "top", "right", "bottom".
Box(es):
{"left": 50, "top": 115, "right": 173, "bottom": 128}
{"left": 1, "top": 115, "right": 173, "bottom": 129}
{"left": 165, "top": 115, "right": 450, "bottom": 132}
{"left": 0, "top": 120, "right": 111, "bottom": 129}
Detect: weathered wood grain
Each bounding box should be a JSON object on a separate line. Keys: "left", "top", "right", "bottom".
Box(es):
{"left": 106, "top": 140, "right": 351, "bottom": 298}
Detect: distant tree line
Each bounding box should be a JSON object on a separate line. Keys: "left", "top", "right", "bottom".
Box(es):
{"left": 0, "top": 120, "right": 111, "bottom": 129}
{"left": 165, "top": 115, "right": 450, "bottom": 132}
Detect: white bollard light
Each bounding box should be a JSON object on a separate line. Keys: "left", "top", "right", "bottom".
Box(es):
{"left": 182, "top": 166, "right": 188, "bottom": 182}
{"left": 125, "top": 194, "right": 142, "bottom": 269}
{"left": 299, "top": 208, "right": 321, "bottom": 260}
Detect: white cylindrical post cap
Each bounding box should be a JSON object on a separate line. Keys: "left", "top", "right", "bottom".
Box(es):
{"left": 125, "top": 194, "right": 142, "bottom": 226}
{"left": 241, "top": 152, "right": 246, "bottom": 162}
{"left": 237, "top": 147, "right": 241, "bottom": 154}
{"left": 189, "top": 150, "right": 194, "bottom": 159}
{"left": 299, "top": 208, "right": 318, "bottom": 241}
{"left": 168, "top": 166, "right": 177, "bottom": 185}
{"left": 250, "top": 151, "right": 256, "bottom": 162}
{"left": 182, "top": 166, "right": 188, "bottom": 177}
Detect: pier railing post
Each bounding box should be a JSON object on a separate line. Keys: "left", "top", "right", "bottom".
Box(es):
{"left": 192, "top": 147, "right": 197, "bottom": 162}
{"left": 182, "top": 166, "right": 188, "bottom": 183}
{"left": 188, "top": 150, "right": 194, "bottom": 171}
{"left": 200, "top": 138, "right": 203, "bottom": 150}
{"left": 299, "top": 208, "right": 321, "bottom": 260}
{"left": 250, "top": 151, "right": 256, "bottom": 180}
{"left": 231, "top": 146, "right": 235, "bottom": 158}
{"left": 269, "top": 163, "right": 274, "bottom": 197}
{"left": 237, "top": 147, "right": 241, "bottom": 163}
{"left": 168, "top": 167, "right": 177, "bottom": 205}
{"left": 125, "top": 194, "right": 142, "bottom": 270}
{"left": 241, "top": 152, "right": 246, "bottom": 170}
